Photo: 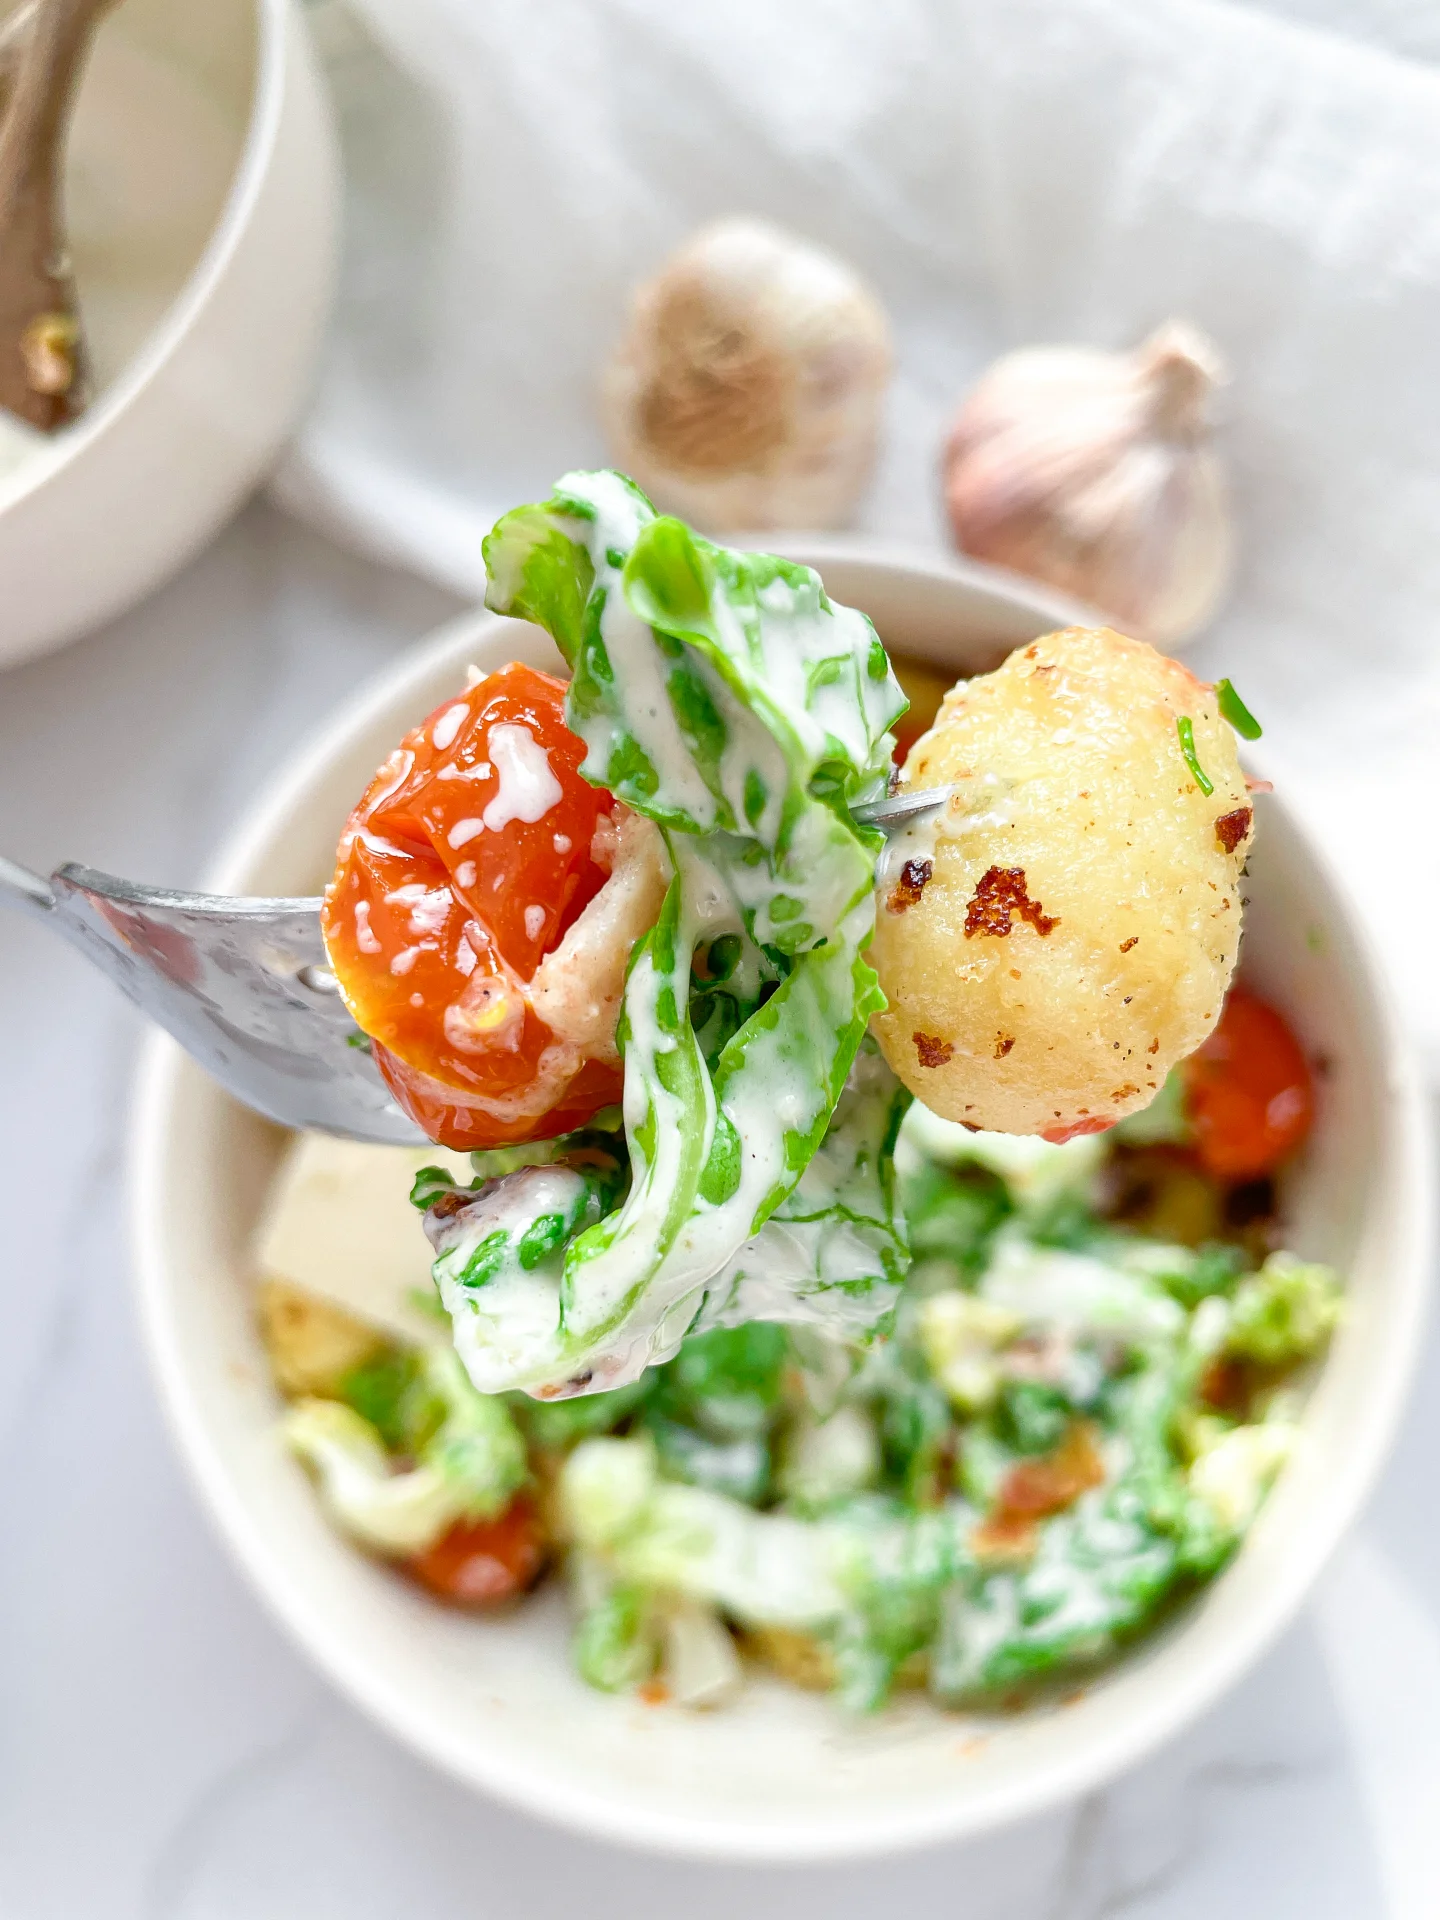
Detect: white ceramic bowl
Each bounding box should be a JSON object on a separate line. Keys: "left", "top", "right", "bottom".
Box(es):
{"left": 0, "top": 0, "right": 338, "bottom": 669}
{"left": 132, "top": 548, "right": 1433, "bottom": 1861}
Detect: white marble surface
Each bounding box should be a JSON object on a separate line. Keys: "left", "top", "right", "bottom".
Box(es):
{"left": 2, "top": 501, "right": 1437, "bottom": 1919}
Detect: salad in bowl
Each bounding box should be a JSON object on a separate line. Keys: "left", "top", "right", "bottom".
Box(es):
{"left": 249, "top": 472, "right": 1342, "bottom": 1720}
{"left": 130, "top": 478, "right": 1428, "bottom": 1855}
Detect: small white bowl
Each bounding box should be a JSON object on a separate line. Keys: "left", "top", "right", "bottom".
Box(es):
{"left": 0, "top": 0, "right": 338, "bottom": 669}
{"left": 131, "top": 548, "right": 1433, "bottom": 1861}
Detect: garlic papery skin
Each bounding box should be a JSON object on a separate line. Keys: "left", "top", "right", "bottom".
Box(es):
{"left": 942, "top": 323, "right": 1233, "bottom": 649}
{"left": 601, "top": 217, "right": 891, "bottom": 533}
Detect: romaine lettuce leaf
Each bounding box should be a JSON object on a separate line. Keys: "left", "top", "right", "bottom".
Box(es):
{"left": 423, "top": 471, "right": 910, "bottom": 1397}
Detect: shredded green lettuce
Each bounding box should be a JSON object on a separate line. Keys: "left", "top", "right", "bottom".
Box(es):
{"left": 423, "top": 472, "right": 911, "bottom": 1397}
{"left": 282, "top": 1347, "right": 527, "bottom": 1556}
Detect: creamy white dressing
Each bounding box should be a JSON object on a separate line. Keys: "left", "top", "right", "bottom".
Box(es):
{"left": 432, "top": 1168, "right": 598, "bottom": 1393}
{"left": 482, "top": 724, "right": 563, "bottom": 830}
{"left": 437, "top": 470, "right": 907, "bottom": 1396}
{"left": 353, "top": 900, "right": 381, "bottom": 955}
{"left": 588, "top": 595, "right": 719, "bottom": 823}
{"left": 384, "top": 882, "right": 452, "bottom": 939}
{"left": 430, "top": 702, "right": 469, "bottom": 751}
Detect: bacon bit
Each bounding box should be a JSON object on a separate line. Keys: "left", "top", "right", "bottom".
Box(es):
{"left": 971, "top": 1511, "right": 1039, "bottom": 1565}
{"left": 914, "top": 1031, "right": 954, "bottom": 1069}
{"left": 964, "top": 866, "right": 1058, "bottom": 939}
{"left": 997, "top": 1422, "right": 1106, "bottom": 1518}
{"left": 1245, "top": 776, "right": 1274, "bottom": 795}
{"left": 994, "top": 1033, "right": 1015, "bottom": 1059}
{"left": 1041, "top": 1116, "right": 1114, "bottom": 1144}
{"left": 1148, "top": 1038, "right": 1160, "bottom": 1054}
{"left": 427, "top": 1187, "right": 475, "bottom": 1223}
{"left": 1199, "top": 1355, "right": 1250, "bottom": 1416}
{"left": 1215, "top": 807, "right": 1253, "bottom": 854}
{"left": 1111, "top": 1084, "right": 1140, "bottom": 1101}
{"left": 1120, "top": 936, "right": 1139, "bottom": 953}
{"left": 637, "top": 1679, "right": 671, "bottom": 1706}
{"left": 886, "top": 857, "right": 933, "bottom": 914}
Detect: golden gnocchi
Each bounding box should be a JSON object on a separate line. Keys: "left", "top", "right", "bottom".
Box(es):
{"left": 870, "top": 626, "right": 1253, "bottom": 1138}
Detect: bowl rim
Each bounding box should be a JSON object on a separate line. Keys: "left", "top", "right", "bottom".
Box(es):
{"left": 0, "top": 0, "right": 287, "bottom": 515}
{"left": 129, "top": 548, "right": 1436, "bottom": 1860}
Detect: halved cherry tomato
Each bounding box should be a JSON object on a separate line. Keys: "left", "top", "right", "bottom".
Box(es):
{"left": 322, "top": 663, "right": 623, "bottom": 1147}
{"left": 405, "top": 1495, "right": 547, "bottom": 1608}
{"left": 1181, "top": 985, "right": 1314, "bottom": 1180}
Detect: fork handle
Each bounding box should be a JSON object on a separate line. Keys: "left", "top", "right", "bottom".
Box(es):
{"left": 0, "top": 852, "right": 56, "bottom": 919}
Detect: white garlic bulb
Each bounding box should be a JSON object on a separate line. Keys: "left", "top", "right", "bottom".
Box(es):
{"left": 601, "top": 217, "right": 892, "bottom": 532}
{"left": 943, "top": 322, "right": 1233, "bottom": 648}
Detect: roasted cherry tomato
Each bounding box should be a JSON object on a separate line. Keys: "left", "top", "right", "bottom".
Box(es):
{"left": 405, "top": 1495, "right": 547, "bottom": 1608}
{"left": 1181, "top": 985, "right": 1314, "bottom": 1180}
{"left": 322, "top": 663, "right": 623, "bottom": 1148}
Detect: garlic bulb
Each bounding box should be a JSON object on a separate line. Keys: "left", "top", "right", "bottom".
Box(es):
{"left": 602, "top": 217, "right": 891, "bottom": 532}
{"left": 943, "top": 323, "right": 1233, "bottom": 648}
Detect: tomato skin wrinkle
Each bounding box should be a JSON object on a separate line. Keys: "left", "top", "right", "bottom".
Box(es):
{"left": 322, "top": 663, "right": 621, "bottom": 1147}
{"left": 1182, "top": 986, "right": 1314, "bottom": 1180}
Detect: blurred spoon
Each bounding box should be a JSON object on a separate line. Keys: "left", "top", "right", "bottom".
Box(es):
{"left": 0, "top": 0, "right": 112, "bottom": 431}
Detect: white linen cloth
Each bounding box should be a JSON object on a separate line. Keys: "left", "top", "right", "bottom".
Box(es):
{"left": 277, "top": 0, "right": 1440, "bottom": 1072}
{"left": 1247, "top": 0, "right": 1440, "bottom": 64}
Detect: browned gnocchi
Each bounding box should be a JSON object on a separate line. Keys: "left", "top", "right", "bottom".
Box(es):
{"left": 870, "top": 626, "right": 1253, "bottom": 1138}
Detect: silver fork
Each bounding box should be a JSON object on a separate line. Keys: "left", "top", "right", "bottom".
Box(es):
{"left": 0, "top": 853, "right": 422, "bottom": 1143}
{"left": 0, "top": 789, "right": 953, "bottom": 1144}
